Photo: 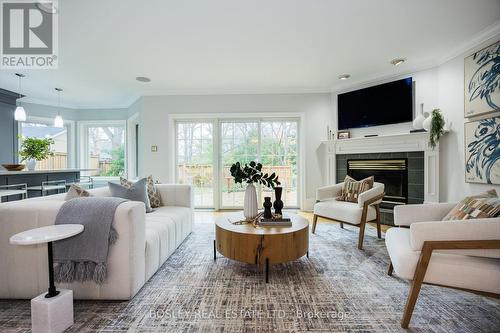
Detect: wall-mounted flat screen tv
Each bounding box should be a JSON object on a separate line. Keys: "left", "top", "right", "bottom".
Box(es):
{"left": 337, "top": 77, "right": 413, "bottom": 130}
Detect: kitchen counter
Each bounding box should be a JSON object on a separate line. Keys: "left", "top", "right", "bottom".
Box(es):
{"left": 0, "top": 169, "right": 97, "bottom": 202}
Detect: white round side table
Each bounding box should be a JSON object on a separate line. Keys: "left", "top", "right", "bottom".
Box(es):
{"left": 10, "top": 224, "right": 84, "bottom": 333}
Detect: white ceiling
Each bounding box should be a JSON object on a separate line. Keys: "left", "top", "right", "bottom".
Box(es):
{"left": 1, "top": 0, "right": 499, "bottom": 109}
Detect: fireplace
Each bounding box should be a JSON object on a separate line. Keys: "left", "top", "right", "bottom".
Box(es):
{"left": 347, "top": 159, "right": 408, "bottom": 209}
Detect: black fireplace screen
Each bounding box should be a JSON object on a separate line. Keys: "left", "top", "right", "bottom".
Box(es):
{"left": 347, "top": 159, "right": 408, "bottom": 208}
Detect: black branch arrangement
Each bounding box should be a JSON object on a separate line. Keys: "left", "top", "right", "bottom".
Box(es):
{"left": 229, "top": 161, "right": 281, "bottom": 188}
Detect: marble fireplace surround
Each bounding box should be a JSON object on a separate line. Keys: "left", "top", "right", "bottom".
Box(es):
{"left": 322, "top": 132, "right": 439, "bottom": 204}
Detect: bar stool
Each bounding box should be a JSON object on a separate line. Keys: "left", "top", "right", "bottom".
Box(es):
{"left": 67, "top": 176, "right": 94, "bottom": 189}
{"left": 0, "top": 183, "right": 28, "bottom": 201}
{"left": 27, "top": 180, "right": 67, "bottom": 196}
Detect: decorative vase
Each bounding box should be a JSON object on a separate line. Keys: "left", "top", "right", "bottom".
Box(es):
{"left": 263, "top": 197, "right": 273, "bottom": 218}
{"left": 273, "top": 186, "right": 284, "bottom": 215}
{"left": 243, "top": 184, "right": 258, "bottom": 220}
{"left": 422, "top": 113, "right": 432, "bottom": 132}
{"left": 26, "top": 158, "right": 36, "bottom": 171}
{"left": 413, "top": 103, "right": 427, "bottom": 130}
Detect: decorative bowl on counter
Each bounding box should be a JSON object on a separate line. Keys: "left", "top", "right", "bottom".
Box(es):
{"left": 1, "top": 164, "right": 26, "bottom": 171}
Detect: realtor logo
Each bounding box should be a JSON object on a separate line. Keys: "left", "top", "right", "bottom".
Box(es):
{"left": 1, "top": 0, "right": 58, "bottom": 68}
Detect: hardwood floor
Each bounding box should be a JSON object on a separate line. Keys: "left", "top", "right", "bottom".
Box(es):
{"left": 194, "top": 210, "right": 392, "bottom": 233}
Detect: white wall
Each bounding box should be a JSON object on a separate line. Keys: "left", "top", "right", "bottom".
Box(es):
{"left": 331, "top": 35, "right": 500, "bottom": 202}
{"left": 22, "top": 102, "right": 130, "bottom": 121}
{"left": 23, "top": 102, "right": 79, "bottom": 120}
{"left": 140, "top": 93, "right": 333, "bottom": 209}
{"left": 438, "top": 36, "right": 500, "bottom": 202}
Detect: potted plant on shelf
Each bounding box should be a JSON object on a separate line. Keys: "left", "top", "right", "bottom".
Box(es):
{"left": 230, "top": 161, "right": 281, "bottom": 220}
{"left": 424, "top": 109, "right": 445, "bottom": 149}
{"left": 18, "top": 136, "right": 54, "bottom": 171}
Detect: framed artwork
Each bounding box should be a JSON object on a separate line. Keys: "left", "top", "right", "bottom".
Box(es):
{"left": 464, "top": 40, "right": 499, "bottom": 117}
{"left": 337, "top": 131, "right": 350, "bottom": 139}
{"left": 464, "top": 116, "right": 500, "bottom": 184}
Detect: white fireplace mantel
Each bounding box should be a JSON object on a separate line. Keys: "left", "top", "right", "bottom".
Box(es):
{"left": 322, "top": 132, "right": 439, "bottom": 203}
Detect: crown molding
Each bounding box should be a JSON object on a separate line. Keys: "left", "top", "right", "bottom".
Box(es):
{"left": 330, "top": 20, "right": 500, "bottom": 95}
{"left": 21, "top": 96, "right": 135, "bottom": 110}
{"left": 437, "top": 20, "right": 500, "bottom": 65}
{"left": 330, "top": 60, "right": 438, "bottom": 95}
{"left": 140, "top": 86, "right": 331, "bottom": 97}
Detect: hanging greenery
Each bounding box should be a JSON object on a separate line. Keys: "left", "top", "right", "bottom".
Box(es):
{"left": 230, "top": 161, "right": 281, "bottom": 188}
{"left": 429, "top": 109, "right": 445, "bottom": 149}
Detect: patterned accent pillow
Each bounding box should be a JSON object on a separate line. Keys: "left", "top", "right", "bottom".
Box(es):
{"left": 120, "top": 175, "right": 161, "bottom": 208}
{"left": 338, "top": 175, "right": 374, "bottom": 203}
{"left": 442, "top": 190, "right": 500, "bottom": 221}
{"left": 65, "top": 184, "right": 92, "bottom": 201}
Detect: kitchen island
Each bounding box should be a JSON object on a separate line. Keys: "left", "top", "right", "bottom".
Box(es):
{"left": 0, "top": 169, "right": 96, "bottom": 201}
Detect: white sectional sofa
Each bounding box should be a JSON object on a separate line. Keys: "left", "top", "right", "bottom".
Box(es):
{"left": 0, "top": 184, "right": 193, "bottom": 300}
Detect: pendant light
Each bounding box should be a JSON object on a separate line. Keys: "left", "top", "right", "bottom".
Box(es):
{"left": 54, "top": 88, "right": 64, "bottom": 128}
{"left": 14, "top": 73, "right": 27, "bottom": 121}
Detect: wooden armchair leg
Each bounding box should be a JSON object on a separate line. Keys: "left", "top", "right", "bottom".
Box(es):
{"left": 402, "top": 277, "right": 424, "bottom": 328}
{"left": 375, "top": 205, "right": 382, "bottom": 239}
{"left": 357, "top": 221, "right": 366, "bottom": 250}
{"left": 312, "top": 215, "right": 318, "bottom": 234}
{"left": 401, "top": 245, "right": 432, "bottom": 328}
{"left": 388, "top": 262, "right": 393, "bottom": 276}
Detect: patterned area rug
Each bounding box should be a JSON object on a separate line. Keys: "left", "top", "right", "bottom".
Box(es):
{"left": 1, "top": 221, "right": 499, "bottom": 332}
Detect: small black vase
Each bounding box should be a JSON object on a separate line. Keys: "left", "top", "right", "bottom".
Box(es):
{"left": 273, "top": 186, "right": 283, "bottom": 215}
{"left": 263, "top": 197, "right": 273, "bottom": 218}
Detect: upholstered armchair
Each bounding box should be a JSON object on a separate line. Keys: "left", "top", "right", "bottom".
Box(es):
{"left": 386, "top": 203, "right": 500, "bottom": 328}
{"left": 313, "top": 182, "right": 385, "bottom": 249}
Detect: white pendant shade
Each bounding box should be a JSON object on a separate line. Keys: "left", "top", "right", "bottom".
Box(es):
{"left": 54, "top": 114, "right": 64, "bottom": 128}
{"left": 14, "top": 106, "right": 26, "bottom": 121}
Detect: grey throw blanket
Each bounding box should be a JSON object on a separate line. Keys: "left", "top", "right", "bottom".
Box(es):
{"left": 53, "top": 197, "right": 126, "bottom": 284}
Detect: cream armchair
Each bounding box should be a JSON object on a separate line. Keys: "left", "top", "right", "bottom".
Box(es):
{"left": 386, "top": 203, "right": 500, "bottom": 328}
{"left": 313, "top": 182, "right": 385, "bottom": 249}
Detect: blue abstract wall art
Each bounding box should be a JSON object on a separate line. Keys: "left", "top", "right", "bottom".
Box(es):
{"left": 464, "top": 40, "right": 499, "bottom": 117}
{"left": 465, "top": 116, "right": 500, "bottom": 184}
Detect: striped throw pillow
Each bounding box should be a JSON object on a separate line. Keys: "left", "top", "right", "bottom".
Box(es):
{"left": 338, "top": 175, "right": 374, "bottom": 203}
{"left": 442, "top": 190, "right": 500, "bottom": 221}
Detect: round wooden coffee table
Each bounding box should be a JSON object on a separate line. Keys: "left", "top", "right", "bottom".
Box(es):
{"left": 214, "top": 212, "right": 309, "bottom": 282}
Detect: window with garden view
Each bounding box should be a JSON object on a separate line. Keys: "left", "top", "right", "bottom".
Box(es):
{"left": 86, "top": 126, "right": 125, "bottom": 178}
{"left": 20, "top": 122, "right": 68, "bottom": 170}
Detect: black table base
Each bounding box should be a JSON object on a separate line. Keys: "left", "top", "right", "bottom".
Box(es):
{"left": 45, "top": 242, "right": 59, "bottom": 298}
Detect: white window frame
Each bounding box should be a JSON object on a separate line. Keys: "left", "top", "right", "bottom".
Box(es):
{"left": 170, "top": 113, "right": 305, "bottom": 210}
{"left": 78, "top": 120, "right": 128, "bottom": 176}
{"left": 18, "top": 116, "right": 76, "bottom": 168}
{"left": 175, "top": 120, "right": 217, "bottom": 209}
{"left": 127, "top": 113, "right": 140, "bottom": 178}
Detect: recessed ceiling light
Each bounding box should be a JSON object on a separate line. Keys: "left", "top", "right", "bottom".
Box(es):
{"left": 136, "top": 76, "right": 151, "bottom": 83}
{"left": 338, "top": 74, "right": 350, "bottom": 80}
{"left": 390, "top": 58, "right": 406, "bottom": 66}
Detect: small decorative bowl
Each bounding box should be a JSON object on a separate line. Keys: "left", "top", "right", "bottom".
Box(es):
{"left": 1, "top": 164, "right": 26, "bottom": 171}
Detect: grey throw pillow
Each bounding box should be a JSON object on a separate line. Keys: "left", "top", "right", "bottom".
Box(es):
{"left": 108, "top": 178, "right": 152, "bottom": 213}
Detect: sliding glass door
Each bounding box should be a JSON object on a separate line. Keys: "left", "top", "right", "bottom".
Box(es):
{"left": 176, "top": 122, "right": 214, "bottom": 208}
{"left": 260, "top": 121, "right": 298, "bottom": 207}
{"left": 220, "top": 121, "right": 259, "bottom": 208}
{"left": 175, "top": 118, "right": 299, "bottom": 209}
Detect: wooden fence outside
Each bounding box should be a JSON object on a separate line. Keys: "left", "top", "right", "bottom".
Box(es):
{"left": 35, "top": 153, "right": 112, "bottom": 175}
{"left": 177, "top": 164, "right": 294, "bottom": 190}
